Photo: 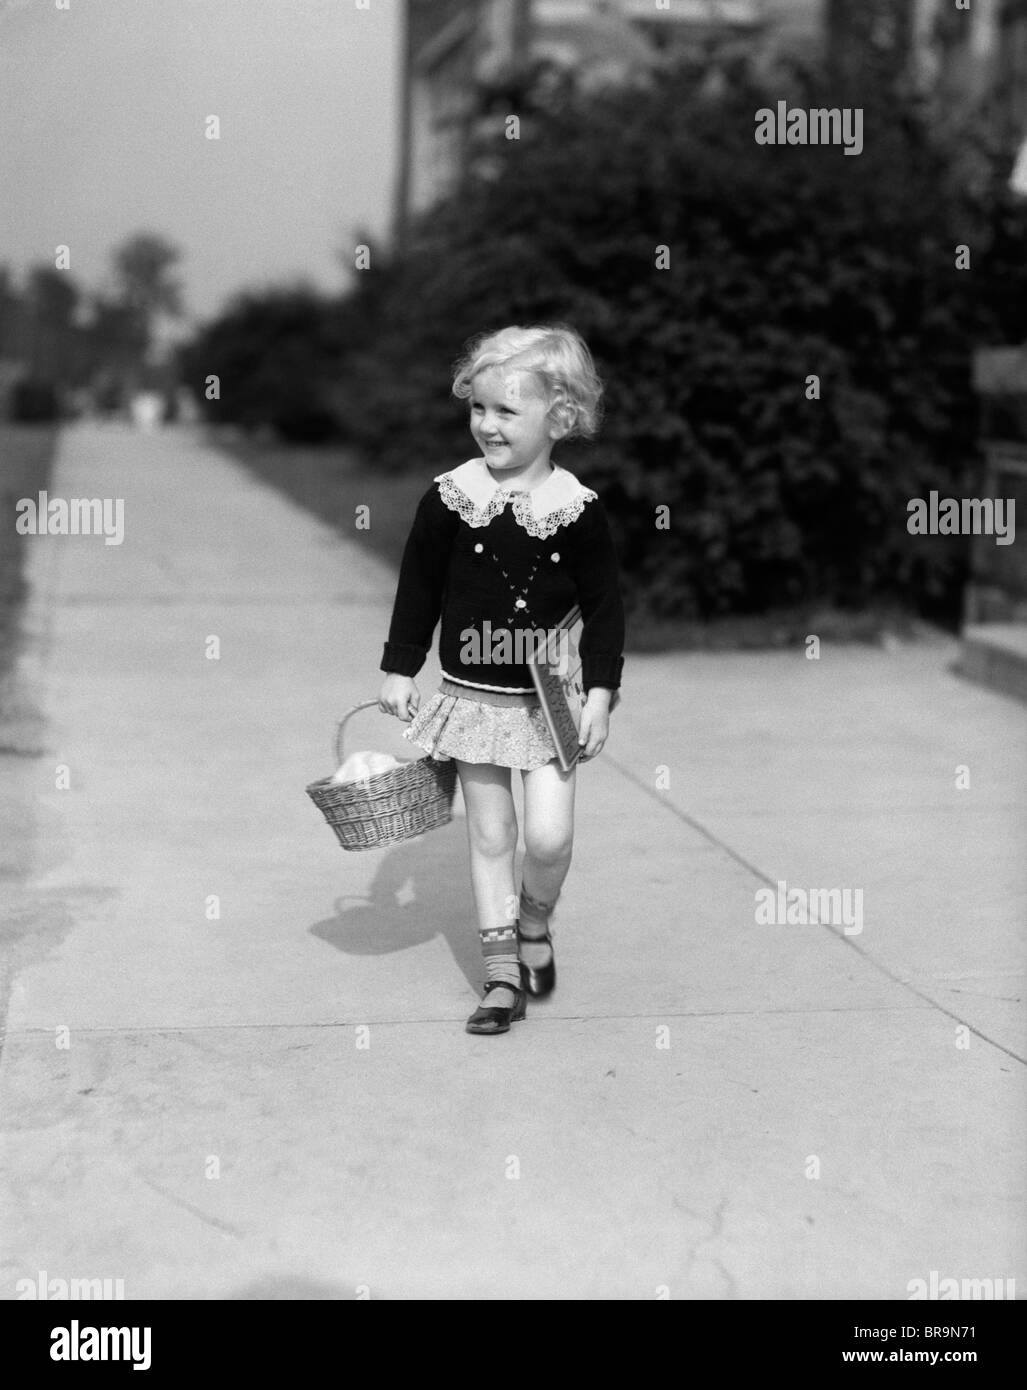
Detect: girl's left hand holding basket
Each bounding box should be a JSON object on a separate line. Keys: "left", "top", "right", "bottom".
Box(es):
{"left": 379, "top": 673, "right": 420, "bottom": 723}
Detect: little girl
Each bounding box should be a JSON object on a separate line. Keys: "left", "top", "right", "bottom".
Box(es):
{"left": 378, "top": 324, "right": 625, "bottom": 1035}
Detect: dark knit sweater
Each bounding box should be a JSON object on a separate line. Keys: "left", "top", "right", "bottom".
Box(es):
{"left": 381, "top": 459, "right": 625, "bottom": 695}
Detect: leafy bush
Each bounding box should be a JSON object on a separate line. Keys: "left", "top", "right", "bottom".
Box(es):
{"left": 332, "top": 57, "right": 1027, "bottom": 623}
{"left": 177, "top": 285, "right": 346, "bottom": 444}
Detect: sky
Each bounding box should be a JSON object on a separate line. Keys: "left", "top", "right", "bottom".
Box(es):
{"left": 0, "top": 0, "right": 400, "bottom": 338}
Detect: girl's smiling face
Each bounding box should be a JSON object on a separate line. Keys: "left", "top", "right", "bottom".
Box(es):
{"left": 469, "top": 368, "right": 563, "bottom": 477}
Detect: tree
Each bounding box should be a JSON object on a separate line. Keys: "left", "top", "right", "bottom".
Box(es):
{"left": 177, "top": 283, "right": 346, "bottom": 443}
{"left": 24, "top": 265, "right": 81, "bottom": 381}
{"left": 86, "top": 295, "right": 149, "bottom": 378}
{"left": 0, "top": 263, "right": 25, "bottom": 360}
{"left": 109, "top": 231, "right": 185, "bottom": 348}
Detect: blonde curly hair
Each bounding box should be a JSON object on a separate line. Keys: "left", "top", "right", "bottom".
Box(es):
{"left": 452, "top": 324, "right": 604, "bottom": 440}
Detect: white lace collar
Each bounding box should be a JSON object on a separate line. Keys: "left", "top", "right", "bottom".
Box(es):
{"left": 434, "top": 458, "right": 597, "bottom": 539}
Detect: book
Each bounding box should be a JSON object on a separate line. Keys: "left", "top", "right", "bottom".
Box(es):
{"left": 528, "top": 605, "right": 586, "bottom": 773}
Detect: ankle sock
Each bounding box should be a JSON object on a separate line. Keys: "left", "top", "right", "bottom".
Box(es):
{"left": 518, "top": 885, "right": 557, "bottom": 968}
{"left": 480, "top": 922, "right": 521, "bottom": 1005}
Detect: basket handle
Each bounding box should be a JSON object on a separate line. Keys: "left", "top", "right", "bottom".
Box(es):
{"left": 335, "top": 699, "right": 418, "bottom": 767}
{"left": 334, "top": 700, "right": 383, "bottom": 766}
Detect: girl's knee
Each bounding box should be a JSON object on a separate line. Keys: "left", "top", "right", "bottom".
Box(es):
{"left": 523, "top": 829, "right": 573, "bottom": 866}
{"left": 468, "top": 817, "right": 518, "bottom": 859}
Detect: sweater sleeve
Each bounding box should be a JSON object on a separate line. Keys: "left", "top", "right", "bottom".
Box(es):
{"left": 567, "top": 498, "right": 625, "bottom": 694}
{"left": 380, "top": 484, "right": 455, "bottom": 677}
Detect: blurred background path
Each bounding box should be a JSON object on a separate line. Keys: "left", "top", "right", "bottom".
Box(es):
{"left": 0, "top": 421, "right": 1022, "bottom": 1299}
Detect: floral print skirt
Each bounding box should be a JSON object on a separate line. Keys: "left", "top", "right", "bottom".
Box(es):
{"left": 402, "top": 678, "right": 559, "bottom": 771}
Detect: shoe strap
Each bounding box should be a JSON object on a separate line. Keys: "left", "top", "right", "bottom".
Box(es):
{"left": 483, "top": 979, "right": 521, "bottom": 995}
{"left": 516, "top": 927, "right": 552, "bottom": 945}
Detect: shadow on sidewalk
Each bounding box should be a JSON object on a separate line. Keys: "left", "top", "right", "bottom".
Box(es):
{"left": 309, "top": 819, "right": 488, "bottom": 991}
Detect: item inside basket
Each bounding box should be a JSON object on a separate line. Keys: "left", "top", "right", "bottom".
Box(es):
{"left": 331, "top": 749, "right": 402, "bottom": 784}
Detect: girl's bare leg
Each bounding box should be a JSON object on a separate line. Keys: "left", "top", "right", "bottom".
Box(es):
{"left": 456, "top": 760, "right": 520, "bottom": 1006}
{"left": 519, "top": 758, "right": 577, "bottom": 966}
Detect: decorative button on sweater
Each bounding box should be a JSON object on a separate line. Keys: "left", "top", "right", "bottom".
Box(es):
{"left": 381, "top": 457, "right": 625, "bottom": 695}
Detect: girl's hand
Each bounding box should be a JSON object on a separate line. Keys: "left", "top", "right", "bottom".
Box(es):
{"left": 379, "top": 674, "right": 419, "bottom": 722}
{"left": 578, "top": 688, "right": 612, "bottom": 761}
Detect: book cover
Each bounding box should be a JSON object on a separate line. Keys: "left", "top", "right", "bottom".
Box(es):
{"left": 529, "top": 605, "right": 586, "bottom": 773}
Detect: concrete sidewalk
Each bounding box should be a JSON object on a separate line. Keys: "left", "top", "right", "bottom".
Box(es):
{"left": 0, "top": 422, "right": 1023, "bottom": 1300}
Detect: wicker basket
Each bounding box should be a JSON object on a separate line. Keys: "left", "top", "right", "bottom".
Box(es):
{"left": 305, "top": 700, "right": 458, "bottom": 851}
